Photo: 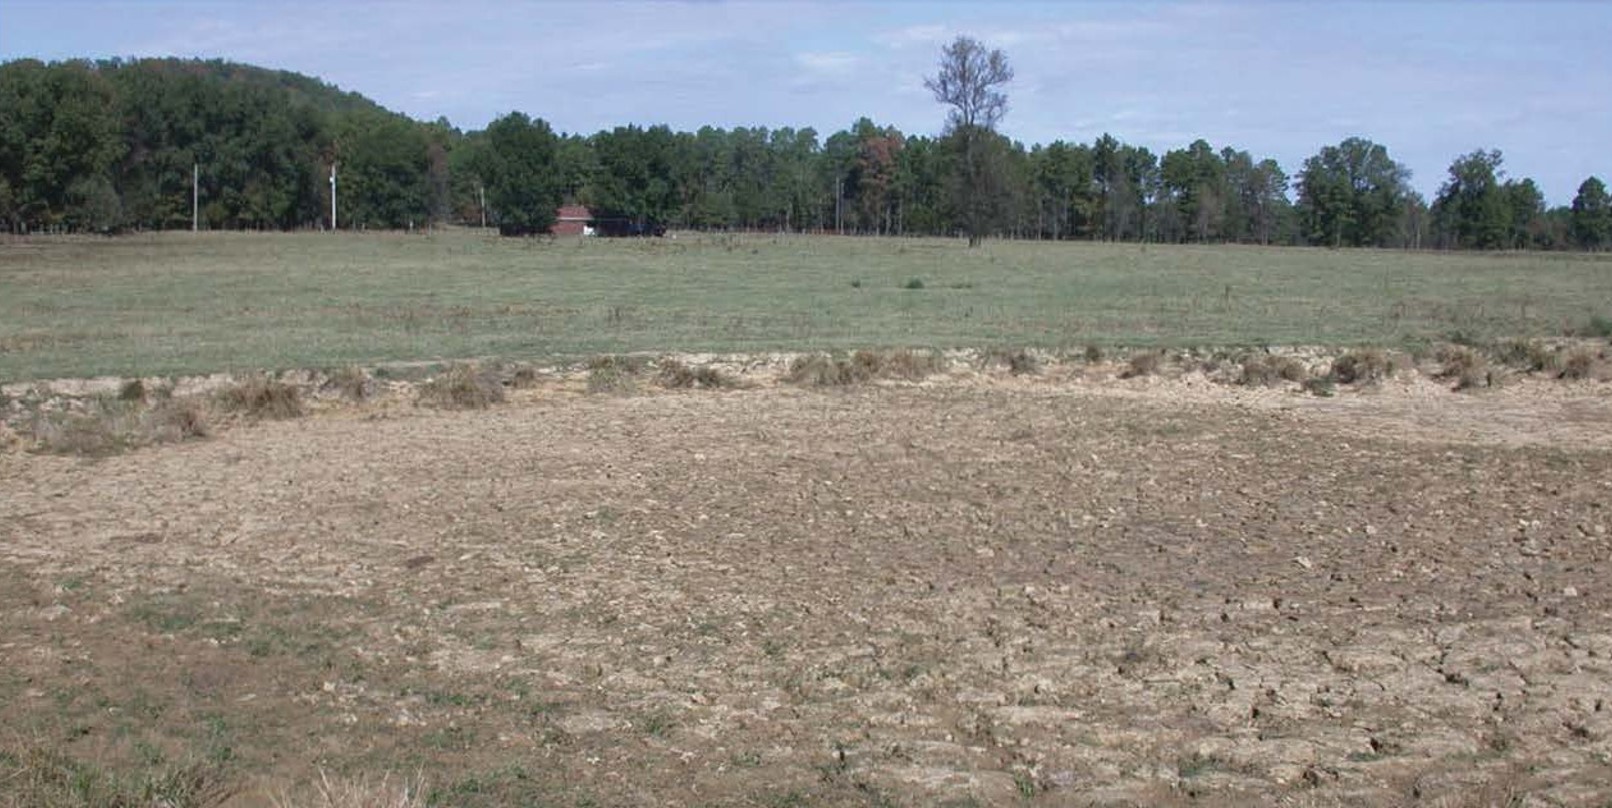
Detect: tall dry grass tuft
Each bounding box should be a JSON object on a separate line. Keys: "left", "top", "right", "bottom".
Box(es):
{"left": 416, "top": 363, "right": 504, "bottom": 409}
{"left": 1121, "top": 350, "right": 1164, "bottom": 379}
{"left": 216, "top": 374, "right": 305, "bottom": 419}
{"left": 656, "top": 358, "right": 737, "bottom": 389}
{"left": 1435, "top": 344, "right": 1492, "bottom": 390}
{"left": 983, "top": 348, "right": 1040, "bottom": 376}
{"left": 1558, "top": 347, "right": 1599, "bottom": 380}
{"left": 1331, "top": 349, "right": 1396, "bottom": 384}
{"left": 270, "top": 770, "right": 426, "bottom": 808}
{"left": 324, "top": 365, "right": 374, "bottom": 401}
{"left": 1238, "top": 354, "right": 1310, "bottom": 387}
{"left": 785, "top": 354, "right": 869, "bottom": 387}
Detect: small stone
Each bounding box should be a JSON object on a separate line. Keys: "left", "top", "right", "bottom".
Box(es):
{"left": 1294, "top": 555, "right": 1314, "bottom": 570}
{"left": 1563, "top": 586, "right": 1580, "bottom": 598}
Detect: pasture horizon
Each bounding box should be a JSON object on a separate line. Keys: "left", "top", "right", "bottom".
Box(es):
{"left": 2, "top": 229, "right": 1609, "bottom": 382}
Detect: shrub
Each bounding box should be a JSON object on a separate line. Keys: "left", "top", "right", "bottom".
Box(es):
{"left": 1121, "top": 350, "right": 1164, "bottom": 379}
{"left": 416, "top": 364, "right": 504, "bottom": 409}
{"left": 119, "top": 378, "right": 147, "bottom": 402}
{"left": 1559, "top": 347, "right": 1598, "bottom": 380}
{"left": 1331, "top": 349, "right": 1396, "bottom": 384}
{"left": 1579, "top": 314, "right": 1612, "bottom": 339}
{"left": 216, "top": 374, "right": 305, "bottom": 419}
{"left": 1083, "top": 345, "right": 1105, "bottom": 363}
{"left": 1239, "top": 355, "right": 1309, "bottom": 386}
{"left": 904, "top": 277, "right": 925, "bottom": 290}
{"left": 1435, "top": 345, "right": 1492, "bottom": 390}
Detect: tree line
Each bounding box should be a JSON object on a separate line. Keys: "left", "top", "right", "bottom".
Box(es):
{"left": 2, "top": 56, "right": 1609, "bottom": 249}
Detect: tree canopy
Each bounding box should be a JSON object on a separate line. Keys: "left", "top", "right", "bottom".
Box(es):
{"left": 0, "top": 55, "right": 1598, "bottom": 250}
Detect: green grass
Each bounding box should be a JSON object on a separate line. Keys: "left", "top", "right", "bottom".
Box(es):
{"left": 2, "top": 230, "right": 1610, "bottom": 381}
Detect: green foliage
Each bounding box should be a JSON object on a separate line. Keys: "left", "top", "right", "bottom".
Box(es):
{"left": 473, "top": 112, "right": 563, "bottom": 236}
{"left": 1295, "top": 137, "right": 1414, "bottom": 248}
{"left": 1571, "top": 176, "right": 1611, "bottom": 250}
{"left": 1433, "top": 149, "right": 1510, "bottom": 250}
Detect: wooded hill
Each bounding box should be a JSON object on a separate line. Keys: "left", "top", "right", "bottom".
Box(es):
{"left": 1, "top": 57, "right": 1608, "bottom": 249}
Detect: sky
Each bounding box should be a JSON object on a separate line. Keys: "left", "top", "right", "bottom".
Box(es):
{"left": 2, "top": 0, "right": 1608, "bottom": 205}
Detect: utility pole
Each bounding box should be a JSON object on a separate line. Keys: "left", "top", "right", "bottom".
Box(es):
{"left": 192, "top": 163, "right": 199, "bottom": 232}
{"left": 479, "top": 185, "right": 486, "bottom": 230}
{"left": 329, "top": 163, "right": 338, "bottom": 231}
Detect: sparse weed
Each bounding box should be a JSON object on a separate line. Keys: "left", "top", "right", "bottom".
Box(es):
{"left": 216, "top": 374, "right": 305, "bottom": 419}
{"left": 1083, "top": 344, "right": 1105, "bottom": 363}
{"left": 416, "top": 363, "right": 504, "bottom": 409}
{"left": 1492, "top": 339, "right": 1558, "bottom": 373}
{"left": 31, "top": 402, "right": 134, "bottom": 456}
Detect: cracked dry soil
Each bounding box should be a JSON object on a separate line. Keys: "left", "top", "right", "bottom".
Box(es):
{"left": 3, "top": 375, "right": 1611, "bottom": 806}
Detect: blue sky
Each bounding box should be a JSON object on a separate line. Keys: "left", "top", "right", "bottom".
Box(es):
{"left": 3, "top": 0, "right": 1608, "bottom": 205}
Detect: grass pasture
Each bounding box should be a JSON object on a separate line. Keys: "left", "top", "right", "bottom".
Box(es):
{"left": 2, "top": 229, "right": 1610, "bottom": 381}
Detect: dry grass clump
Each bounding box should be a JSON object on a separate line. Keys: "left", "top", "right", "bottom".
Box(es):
{"left": 784, "top": 353, "right": 870, "bottom": 387}
{"left": 982, "top": 347, "right": 1040, "bottom": 376}
{"left": 30, "top": 403, "right": 135, "bottom": 456}
{"left": 1083, "top": 344, "right": 1105, "bottom": 363}
{"left": 585, "top": 355, "right": 647, "bottom": 395}
{"left": 270, "top": 770, "right": 426, "bottom": 808}
{"left": 509, "top": 364, "right": 542, "bottom": 389}
{"left": 1558, "top": 347, "right": 1599, "bottom": 380}
{"left": 323, "top": 365, "right": 374, "bottom": 401}
{"left": 1435, "top": 344, "right": 1493, "bottom": 390}
{"left": 1121, "top": 350, "right": 1165, "bottom": 379}
{"left": 855, "top": 348, "right": 947, "bottom": 381}
{"left": 656, "top": 358, "right": 737, "bottom": 389}
{"left": 1331, "top": 348, "right": 1397, "bottom": 385}
{"left": 416, "top": 363, "right": 504, "bottom": 409}
{"left": 118, "top": 378, "right": 148, "bottom": 402}
{"left": 1238, "top": 354, "right": 1310, "bottom": 387}
{"left": 142, "top": 396, "right": 211, "bottom": 443}
{"left": 1492, "top": 339, "right": 1559, "bottom": 373}
{"left": 27, "top": 391, "right": 211, "bottom": 456}
{"left": 216, "top": 374, "right": 305, "bottom": 419}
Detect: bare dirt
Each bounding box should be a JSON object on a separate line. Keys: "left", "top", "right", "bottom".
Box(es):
{"left": 3, "top": 360, "right": 1611, "bottom": 806}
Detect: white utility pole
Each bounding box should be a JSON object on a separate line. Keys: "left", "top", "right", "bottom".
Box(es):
{"left": 192, "top": 163, "right": 199, "bottom": 232}
{"left": 329, "top": 163, "right": 338, "bottom": 231}
{"left": 479, "top": 185, "right": 486, "bottom": 230}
